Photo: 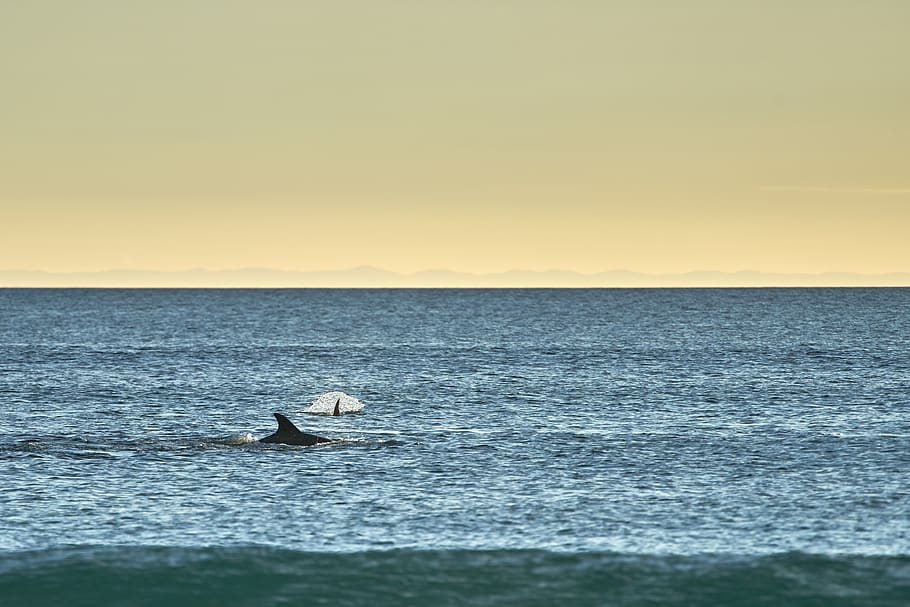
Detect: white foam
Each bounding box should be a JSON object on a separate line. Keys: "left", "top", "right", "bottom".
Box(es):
{"left": 222, "top": 432, "right": 257, "bottom": 445}
{"left": 299, "top": 391, "right": 365, "bottom": 415}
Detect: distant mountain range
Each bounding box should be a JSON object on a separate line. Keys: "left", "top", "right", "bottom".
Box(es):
{"left": 2, "top": 268, "right": 909, "bottom": 287}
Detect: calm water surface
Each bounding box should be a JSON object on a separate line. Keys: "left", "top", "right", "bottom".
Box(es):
{"left": 1, "top": 288, "right": 908, "bottom": 605}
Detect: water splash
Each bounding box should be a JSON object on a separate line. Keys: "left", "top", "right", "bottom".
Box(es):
{"left": 218, "top": 433, "right": 257, "bottom": 445}
{"left": 298, "top": 391, "right": 365, "bottom": 415}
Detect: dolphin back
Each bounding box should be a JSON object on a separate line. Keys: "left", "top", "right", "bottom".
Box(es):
{"left": 259, "top": 412, "right": 330, "bottom": 446}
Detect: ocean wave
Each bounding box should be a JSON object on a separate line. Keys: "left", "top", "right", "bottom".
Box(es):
{"left": 1, "top": 546, "right": 907, "bottom": 607}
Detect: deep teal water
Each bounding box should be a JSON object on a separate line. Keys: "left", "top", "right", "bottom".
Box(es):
{"left": 1, "top": 288, "right": 909, "bottom": 605}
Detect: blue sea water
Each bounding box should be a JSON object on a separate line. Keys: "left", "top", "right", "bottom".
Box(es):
{"left": 1, "top": 288, "right": 909, "bottom": 605}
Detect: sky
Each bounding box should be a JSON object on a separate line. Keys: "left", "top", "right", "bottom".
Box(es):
{"left": 1, "top": 1, "right": 908, "bottom": 283}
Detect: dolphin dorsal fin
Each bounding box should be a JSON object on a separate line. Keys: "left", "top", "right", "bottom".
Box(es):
{"left": 333, "top": 398, "right": 341, "bottom": 416}
{"left": 273, "top": 412, "right": 301, "bottom": 433}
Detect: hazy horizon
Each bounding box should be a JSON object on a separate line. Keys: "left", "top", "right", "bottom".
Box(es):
{"left": 3, "top": 266, "right": 909, "bottom": 288}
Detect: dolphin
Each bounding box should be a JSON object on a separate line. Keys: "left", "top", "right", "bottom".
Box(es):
{"left": 259, "top": 413, "right": 331, "bottom": 446}
{"left": 332, "top": 398, "right": 341, "bottom": 416}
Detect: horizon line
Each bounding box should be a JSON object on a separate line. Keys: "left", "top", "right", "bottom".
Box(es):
{"left": 2, "top": 267, "right": 909, "bottom": 288}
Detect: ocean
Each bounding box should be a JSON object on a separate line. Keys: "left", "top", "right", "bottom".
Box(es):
{"left": 1, "top": 288, "right": 908, "bottom": 605}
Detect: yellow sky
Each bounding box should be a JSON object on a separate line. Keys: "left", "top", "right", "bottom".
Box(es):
{"left": 1, "top": 1, "right": 908, "bottom": 280}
